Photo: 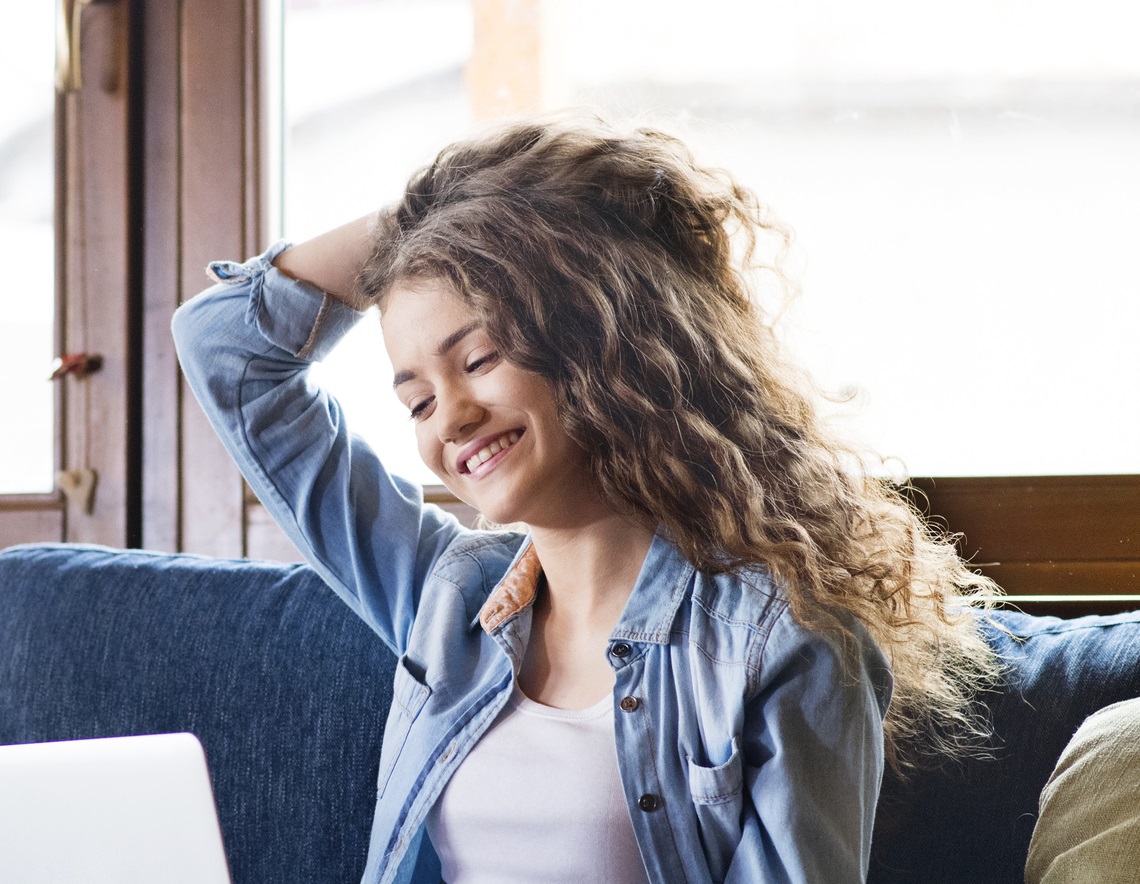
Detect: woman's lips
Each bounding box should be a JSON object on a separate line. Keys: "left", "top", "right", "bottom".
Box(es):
{"left": 457, "top": 429, "right": 523, "bottom": 475}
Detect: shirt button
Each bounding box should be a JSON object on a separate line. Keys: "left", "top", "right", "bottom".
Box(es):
{"left": 612, "top": 642, "right": 633, "bottom": 658}
{"left": 637, "top": 793, "right": 661, "bottom": 812}
{"left": 619, "top": 696, "right": 640, "bottom": 712}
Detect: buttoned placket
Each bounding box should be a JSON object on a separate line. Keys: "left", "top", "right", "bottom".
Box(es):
{"left": 375, "top": 615, "right": 526, "bottom": 884}
{"left": 608, "top": 642, "right": 707, "bottom": 884}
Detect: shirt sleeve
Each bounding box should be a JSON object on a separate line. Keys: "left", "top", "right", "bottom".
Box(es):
{"left": 730, "top": 609, "right": 893, "bottom": 883}
{"left": 171, "top": 242, "right": 466, "bottom": 654}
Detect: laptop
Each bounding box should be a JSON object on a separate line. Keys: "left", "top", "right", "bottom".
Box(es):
{"left": 0, "top": 732, "right": 232, "bottom": 883}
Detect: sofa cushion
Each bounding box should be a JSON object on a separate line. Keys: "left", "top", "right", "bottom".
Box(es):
{"left": 0, "top": 543, "right": 396, "bottom": 884}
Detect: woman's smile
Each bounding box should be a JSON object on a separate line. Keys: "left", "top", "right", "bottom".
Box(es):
{"left": 458, "top": 429, "right": 524, "bottom": 477}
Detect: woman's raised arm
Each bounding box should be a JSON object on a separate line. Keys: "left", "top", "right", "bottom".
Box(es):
{"left": 272, "top": 213, "right": 377, "bottom": 311}
{"left": 172, "top": 228, "right": 466, "bottom": 655}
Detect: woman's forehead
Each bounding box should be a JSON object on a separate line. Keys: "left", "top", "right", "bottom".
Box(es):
{"left": 381, "top": 277, "right": 483, "bottom": 351}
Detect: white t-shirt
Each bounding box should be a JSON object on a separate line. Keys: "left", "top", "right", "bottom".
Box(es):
{"left": 425, "top": 685, "right": 651, "bottom": 883}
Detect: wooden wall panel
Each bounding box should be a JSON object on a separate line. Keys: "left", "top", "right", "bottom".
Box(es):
{"left": 245, "top": 496, "right": 480, "bottom": 565}
{"left": 245, "top": 498, "right": 304, "bottom": 564}
{"left": 985, "top": 562, "right": 1140, "bottom": 597}
{"left": 140, "top": 0, "right": 183, "bottom": 552}
{"left": 912, "top": 475, "right": 1140, "bottom": 599}
{"left": 60, "top": 0, "right": 133, "bottom": 548}
{"left": 176, "top": 0, "right": 257, "bottom": 557}
{"left": 0, "top": 506, "right": 65, "bottom": 548}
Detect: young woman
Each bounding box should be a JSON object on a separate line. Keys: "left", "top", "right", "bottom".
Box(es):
{"left": 173, "top": 117, "right": 998, "bottom": 883}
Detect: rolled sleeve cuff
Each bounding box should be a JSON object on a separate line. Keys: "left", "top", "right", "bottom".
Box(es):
{"left": 207, "top": 241, "right": 367, "bottom": 362}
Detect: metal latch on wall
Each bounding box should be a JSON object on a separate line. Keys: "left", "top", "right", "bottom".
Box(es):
{"left": 49, "top": 353, "right": 103, "bottom": 514}
{"left": 49, "top": 352, "right": 103, "bottom": 381}
{"left": 57, "top": 469, "right": 98, "bottom": 514}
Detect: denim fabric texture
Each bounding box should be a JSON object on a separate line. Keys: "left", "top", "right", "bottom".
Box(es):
{"left": 870, "top": 609, "right": 1140, "bottom": 883}
{"left": 170, "top": 246, "right": 894, "bottom": 884}
{"left": 0, "top": 542, "right": 397, "bottom": 884}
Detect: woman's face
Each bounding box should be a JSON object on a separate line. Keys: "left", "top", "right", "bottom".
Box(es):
{"left": 381, "top": 278, "right": 600, "bottom": 528}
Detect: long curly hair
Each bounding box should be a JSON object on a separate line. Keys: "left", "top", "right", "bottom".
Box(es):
{"left": 358, "top": 115, "right": 1001, "bottom": 774}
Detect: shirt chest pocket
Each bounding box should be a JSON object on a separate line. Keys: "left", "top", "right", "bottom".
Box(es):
{"left": 376, "top": 656, "right": 432, "bottom": 800}
{"left": 687, "top": 737, "right": 744, "bottom": 882}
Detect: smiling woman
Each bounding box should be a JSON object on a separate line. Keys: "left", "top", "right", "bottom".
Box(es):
{"left": 172, "top": 116, "right": 1004, "bottom": 883}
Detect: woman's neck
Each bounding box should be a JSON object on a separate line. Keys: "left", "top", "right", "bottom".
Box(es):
{"left": 528, "top": 513, "right": 655, "bottom": 629}
{"left": 517, "top": 514, "right": 654, "bottom": 709}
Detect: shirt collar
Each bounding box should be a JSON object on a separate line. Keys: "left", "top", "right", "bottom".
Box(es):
{"left": 478, "top": 530, "right": 692, "bottom": 643}
{"left": 610, "top": 531, "right": 693, "bottom": 644}
{"left": 479, "top": 542, "right": 541, "bottom": 633}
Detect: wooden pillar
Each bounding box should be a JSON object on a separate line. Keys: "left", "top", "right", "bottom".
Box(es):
{"left": 467, "top": 0, "right": 565, "bottom": 119}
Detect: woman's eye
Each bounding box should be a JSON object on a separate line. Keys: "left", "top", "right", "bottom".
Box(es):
{"left": 465, "top": 351, "right": 499, "bottom": 373}
{"left": 408, "top": 397, "right": 433, "bottom": 421}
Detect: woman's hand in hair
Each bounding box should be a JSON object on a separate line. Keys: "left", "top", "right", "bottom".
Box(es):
{"left": 272, "top": 212, "right": 382, "bottom": 312}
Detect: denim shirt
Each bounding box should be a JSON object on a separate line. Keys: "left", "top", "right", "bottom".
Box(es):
{"left": 172, "top": 244, "right": 893, "bottom": 884}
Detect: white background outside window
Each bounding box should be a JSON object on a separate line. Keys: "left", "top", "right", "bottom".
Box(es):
{"left": 284, "top": 0, "right": 1140, "bottom": 485}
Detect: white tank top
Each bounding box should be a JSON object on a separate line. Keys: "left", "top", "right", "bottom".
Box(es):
{"left": 425, "top": 685, "right": 650, "bottom": 884}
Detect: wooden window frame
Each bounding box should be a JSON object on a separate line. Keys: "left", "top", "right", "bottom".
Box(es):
{"left": 0, "top": 0, "right": 135, "bottom": 548}
{"left": 911, "top": 475, "right": 1140, "bottom": 615}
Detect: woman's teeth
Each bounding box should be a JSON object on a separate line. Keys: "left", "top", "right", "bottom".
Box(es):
{"left": 465, "top": 432, "right": 521, "bottom": 473}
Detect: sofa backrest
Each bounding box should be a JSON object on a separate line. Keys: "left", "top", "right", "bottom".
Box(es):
{"left": 3, "top": 543, "right": 1140, "bottom": 883}
{"left": 870, "top": 609, "right": 1140, "bottom": 882}
{"left": 0, "top": 543, "right": 395, "bottom": 884}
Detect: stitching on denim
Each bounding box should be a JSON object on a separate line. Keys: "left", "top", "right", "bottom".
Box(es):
{"left": 688, "top": 756, "right": 742, "bottom": 804}
{"left": 612, "top": 628, "right": 671, "bottom": 643}
{"left": 392, "top": 684, "right": 429, "bottom": 719}
{"left": 632, "top": 695, "right": 688, "bottom": 877}
{"left": 385, "top": 670, "right": 513, "bottom": 872}
{"left": 747, "top": 599, "right": 791, "bottom": 695}
{"left": 232, "top": 344, "right": 362, "bottom": 622}
{"left": 692, "top": 788, "right": 738, "bottom": 805}
{"left": 612, "top": 567, "right": 693, "bottom": 645}
{"left": 686, "top": 635, "right": 754, "bottom": 669}
{"left": 296, "top": 294, "right": 330, "bottom": 360}
{"left": 690, "top": 592, "right": 775, "bottom": 636}
{"left": 436, "top": 532, "right": 525, "bottom": 569}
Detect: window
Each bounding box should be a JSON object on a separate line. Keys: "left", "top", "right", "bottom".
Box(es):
{"left": 1, "top": 0, "right": 145, "bottom": 549}
{"left": 281, "top": 0, "right": 1140, "bottom": 485}
{"left": 0, "top": 7, "right": 56, "bottom": 495}
{"left": 5, "top": 0, "right": 1132, "bottom": 580}
{"left": 281, "top": 0, "right": 476, "bottom": 485}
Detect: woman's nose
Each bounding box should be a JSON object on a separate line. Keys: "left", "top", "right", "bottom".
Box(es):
{"left": 437, "top": 391, "right": 485, "bottom": 442}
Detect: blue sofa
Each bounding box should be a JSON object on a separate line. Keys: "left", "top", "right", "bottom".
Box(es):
{"left": 2, "top": 542, "right": 1139, "bottom": 883}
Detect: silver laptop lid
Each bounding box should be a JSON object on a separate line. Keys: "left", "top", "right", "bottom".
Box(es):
{"left": 0, "top": 732, "right": 232, "bottom": 884}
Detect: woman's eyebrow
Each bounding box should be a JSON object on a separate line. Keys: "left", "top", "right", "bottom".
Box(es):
{"left": 436, "top": 322, "right": 480, "bottom": 357}
{"left": 392, "top": 322, "right": 480, "bottom": 389}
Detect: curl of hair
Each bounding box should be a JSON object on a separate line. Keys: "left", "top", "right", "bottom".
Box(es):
{"left": 359, "top": 115, "right": 1002, "bottom": 774}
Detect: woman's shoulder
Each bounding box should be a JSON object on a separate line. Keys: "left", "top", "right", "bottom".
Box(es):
{"left": 677, "top": 567, "right": 791, "bottom": 685}
{"left": 688, "top": 565, "right": 788, "bottom": 634}
{"left": 684, "top": 565, "right": 889, "bottom": 698}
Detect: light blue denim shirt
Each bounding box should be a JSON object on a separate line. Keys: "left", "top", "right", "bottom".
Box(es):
{"left": 172, "top": 244, "right": 893, "bottom": 884}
